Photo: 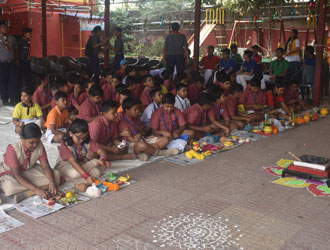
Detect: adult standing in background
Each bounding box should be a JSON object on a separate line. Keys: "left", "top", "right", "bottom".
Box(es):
{"left": 163, "top": 22, "right": 189, "bottom": 74}
{"left": 0, "top": 20, "right": 19, "bottom": 106}
{"left": 18, "top": 27, "right": 32, "bottom": 88}
{"left": 285, "top": 29, "right": 302, "bottom": 81}
{"left": 111, "top": 27, "right": 124, "bottom": 71}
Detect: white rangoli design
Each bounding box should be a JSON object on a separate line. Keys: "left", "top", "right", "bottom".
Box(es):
{"left": 151, "top": 213, "right": 243, "bottom": 250}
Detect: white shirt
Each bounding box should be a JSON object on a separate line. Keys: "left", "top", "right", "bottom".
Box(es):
{"left": 141, "top": 101, "right": 160, "bottom": 127}
{"left": 174, "top": 95, "right": 191, "bottom": 112}
{"left": 286, "top": 39, "right": 301, "bottom": 62}
{"left": 122, "top": 76, "right": 127, "bottom": 85}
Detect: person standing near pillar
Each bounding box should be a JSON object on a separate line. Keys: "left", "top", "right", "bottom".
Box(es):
{"left": 111, "top": 27, "right": 124, "bottom": 71}
{"left": 18, "top": 27, "right": 32, "bottom": 88}
{"left": 0, "top": 20, "right": 19, "bottom": 106}
{"left": 163, "top": 22, "right": 189, "bottom": 74}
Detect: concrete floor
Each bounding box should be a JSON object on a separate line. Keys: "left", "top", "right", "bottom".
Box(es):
{"left": 1, "top": 111, "right": 330, "bottom": 249}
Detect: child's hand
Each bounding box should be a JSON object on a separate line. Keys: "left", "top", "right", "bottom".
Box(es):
{"left": 86, "top": 176, "right": 95, "bottom": 185}
{"left": 48, "top": 182, "right": 58, "bottom": 196}
{"left": 98, "top": 159, "right": 111, "bottom": 171}
{"left": 245, "top": 117, "right": 252, "bottom": 123}
{"left": 173, "top": 131, "right": 180, "bottom": 139}
{"left": 19, "top": 121, "right": 25, "bottom": 127}
{"left": 35, "top": 188, "right": 49, "bottom": 199}
{"left": 203, "top": 125, "right": 213, "bottom": 133}
{"left": 162, "top": 131, "right": 172, "bottom": 138}
{"left": 224, "top": 127, "right": 230, "bottom": 137}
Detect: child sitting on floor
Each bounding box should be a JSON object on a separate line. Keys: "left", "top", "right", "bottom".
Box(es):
{"left": 122, "top": 66, "right": 137, "bottom": 85}
{"left": 68, "top": 81, "right": 82, "bottom": 113}
{"left": 45, "top": 91, "right": 70, "bottom": 143}
{"left": 125, "top": 76, "right": 138, "bottom": 94}
{"left": 214, "top": 71, "right": 231, "bottom": 96}
{"left": 55, "top": 119, "right": 111, "bottom": 184}
{"left": 13, "top": 87, "right": 44, "bottom": 135}
{"left": 187, "top": 74, "right": 204, "bottom": 105}
{"left": 141, "top": 88, "right": 163, "bottom": 127}
{"left": 89, "top": 101, "right": 136, "bottom": 161}
{"left": 151, "top": 93, "right": 194, "bottom": 140}
{"left": 0, "top": 123, "right": 60, "bottom": 203}
{"left": 79, "top": 79, "right": 96, "bottom": 104}
{"left": 78, "top": 85, "right": 103, "bottom": 123}
{"left": 266, "top": 79, "right": 291, "bottom": 116}
{"left": 239, "top": 76, "right": 266, "bottom": 111}
{"left": 140, "top": 74, "right": 155, "bottom": 110}
{"left": 284, "top": 81, "right": 307, "bottom": 112}
{"left": 226, "top": 84, "right": 252, "bottom": 129}
{"left": 174, "top": 83, "right": 191, "bottom": 112}
{"left": 207, "top": 85, "right": 231, "bottom": 136}
{"left": 117, "top": 89, "right": 131, "bottom": 114}
{"left": 162, "top": 69, "right": 175, "bottom": 91}
{"left": 183, "top": 93, "right": 214, "bottom": 139}
{"left": 102, "top": 73, "right": 121, "bottom": 101}
{"left": 32, "top": 73, "right": 52, "bottom": 118}
{"left": 118, "top": 97, "right": 173, "bottom": 161}
{"left": 51, "top": 78, "right": 69, "bottom": 108}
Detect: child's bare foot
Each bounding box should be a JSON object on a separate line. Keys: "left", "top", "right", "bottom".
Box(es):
{"left": 123, "top": 154, "right": 136, "bottom": 160}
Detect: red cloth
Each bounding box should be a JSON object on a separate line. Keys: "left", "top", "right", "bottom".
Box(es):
{"left": 187, "top": 83, "right": 202, "bottom": 105}
{"left": 4, "top": 143, "right": 47, "bottom": 169}
{"left": 133, "top": 83, "right": 145, "bottom": 99}
{"left": 102, "top": 84, "right": 117, "bottom": 101}
{"left": 51, "top": 90, "right": 57, "bottom": 108}
{"left": 140, "top": 87, "right": 152, "bottom": 109}
{"left": 164, "top": 79, "right": 175, "bottom": 91}
{"left": 207, "top": 103, "right": 229, "bottom": 121}
{"left": 150, "top": 106, "right": 186, "bottom": 134}
{"left": 201, "top": 55, "right": 221, "bottom": 70}
{"left": 239, "top": 88, "right": 266, "bottom": 107}
{"left": 118, "top": 114, "right": 143, "bottom": 138}
{"left": 225, "top": 94, "right": 238, "bottom": 117}
{"left": 252, "top": 55, "right": 262, "bottom": 64}
{"left": 78, "top": 97, "right": 101, "bottom": 122}
{"left": 183, "top": 104, "right": 207, "bottom": 126}
{"left": 266, "top": 91, "right": 285, "bottom": 107}
{"left": 89, "top": 116, "right": 119, "bottom": 145}
{"left": 32, "top": 86, "right": 52, "bottom": 108}
{"left": 284, "top": 88, "right": 299, "bottom": 103}
{"left": 116, "top": 69, "right": 126, "bottom": 78}
{"left": 68, "top": 93, "right": 83, "bottom": 111}
{"left": 79, "top": 91, "right": 89, "bottom": 104}
{"left": 59, "top": 140, "right": 100, "bottom": 162}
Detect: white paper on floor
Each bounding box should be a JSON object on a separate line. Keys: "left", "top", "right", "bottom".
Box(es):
{"left": 0, "top": 208, "right": 24, "bottom": 233}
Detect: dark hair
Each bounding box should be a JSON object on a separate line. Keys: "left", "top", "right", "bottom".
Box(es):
{"left": 198, "top": 93, "right": 213, "bottom": 106}
{"left": 92, "top": 26, "right": 102, "bottom": 34}
{"left": 176, "top": 83, "right": 188, "bottom": 91}
{"left": 222, "top": 48, "right": 230, "bottom": 55}
{"left": 114, "top": 27, "right": 122, "bottom": 33}
{"left": 122, "top": 97, "right": 141, "bottom": 111}
{"left": 125, "top": 66, "right": 136, "bottom": 75}
{"left": 161, "top": 69, "right": 173, "bottom": 80}
{"left": 36, "top": 73, "right": 48, "bottom": 86}
{"left": 88, "top": 85, "right": 103, "bottom": 97}
{"left": 249, "top": 77, "right": 261, "bottom": 88}
{"left": 73, "top": 81, "right": 81, "bottom": 87}
{"left": 112, "top": 73, "right": 122, "bottom": 82}
{"left": 174, "top": 73, "right": 187, "bottom": 85}
{"left": 119, "top": 89, "right": 131, "bottom": 97}
{"left": 305, "top": 45, "right": 314, "bottom": 55}
{"left": 125, "top": 76, "right": 137, "bottom": 87}
{"left": 216, "top": 71, "right": 229, "bottom": 82}
{"left": 244, "top": 50, "right": 253, "bottom": 58}
{"left": 138, "top": 65, "right": 150, "bottom": 73}
{"left": 207, "top": 84, "right": 224, "bottom": 101}
{"left": 55, "top": 91, "right": 68, "bottom": 100}
{"left": 191, "top": 74, "right": 204, "bottom": 84}
{"left": 229, "top": 84, "right": 243, "bottom": 94}
{"left": 55, "top": 78, "right": 68, "bottom": 90}
{"left": 64, "top": 119, "right": 90, "bottom": 146}
{"left": 230, "top": 44, "right": 238, "bottom": 49}
{"left": 171, "top": 22, "right": 180, "bottom": 31}
{"left": 275, "top": 77, "right": 287, "bottom": 88}
{"left": 276, "top": 47, "right": 285, "bottom": 54}
{"left": 289, "top": 80, "right": 299, "bottom": 86}
{"left": 251, "top": 45, "right": 260, "bottom": 51}
{"left": 115, "top": 84, "right": 127, "bottom": 94}
{"left": 104, "top": 69, "right": 115, "bottom": 77}
{"left": 21, "top": 86, "right": 34, "bottom": 96}
{"left": 150, "top": 87, "right": 162, "bottom": 99}
{"left": 153, "top": 75, "right": 164, "bottom": 88}
{"left": 208, "top": 45, "right": 215, "bottom": 50}
{"left": 102, "top": 100, "right": 118, "bottom": 113}
{"left": 23, "top": 27, "right": 32, "bottom": 33}
{"left": 162, "top": 93, "right": 175, "bottom": 104}
{"left": 142, "top": 74, "right": 153, "bottom": 83}
{"left": 285, "top": 29, "right": 298, "bottom": 52}
{"left": 21, "top": 123, "right": 42, "bottom": 139}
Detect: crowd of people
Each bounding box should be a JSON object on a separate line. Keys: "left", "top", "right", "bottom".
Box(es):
{"left": 0, "top": 20, "right": 314, "bottom": 203}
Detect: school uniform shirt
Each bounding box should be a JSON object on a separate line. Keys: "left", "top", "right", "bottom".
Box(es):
{"left": 141, "top": 101, "right": 160, "bottom": 127}
{"left": 102, "top": 84, "right": 117, "bottom": 101}
{"left": 270, "top": 59, "right": 289, "bottom": 76}
{"left": 68, "top": 93, "right": 83, "bottom": 111}
{"left": 89, "top": 115, "right": 119, "bottom": 146}
{"left": 140, "top": 87, "right": 152, "bottom": 109}
{"left": 58, "top": 140, "right": 100, "bottom": 163}
{"left": 45, "top": 106, "right": 69, "bottom": 129}
{"left": 78, "top": 97, "right": 101, "bottom": 122}
{"left": 100, "top": 78, "right": 108, "bottom": 86}
{"left": 174, "top": 95, "right": 191, "bottom": 112}
{"left": 187, "top": 83, "right": 202, "bottom": 105}
{"left": 150, "top": 106, "right": 186, "bottom": 134}
{"left": 207, "top": 103, "right": 229, "bottom": 121}
{"left": 201, "top": 55, "right": 221, "bottom": 70}
{"left": 50, "top": 90, "right": 58, "bottom": 109}
{"left": 13, "top": 102, "right": 43, "bottom": 121}
{"left": 284, "top": 88, "right": 299, "bottom": 103}
{"left": 219, "top": 58, "right": 235, "bottom": 72}
{"left": 133, "top": 83, "right": 145, "bottom": 99}
{"left": 239, "top": 88, "right": 266, "bottom": 107}
{"left": 33, "top": 86, "right": 52, "bottom": 108}
{"left": 116, "top": 69, "right": 126, "bottom": 78}
{"left": 225, "top": 94, "right": 239, "bottom": 117}
{"left": 163, "top": 79, "right": 175, "bottom": 91}
{"left": 241, "top": 59, "right": 258, "bottom": 73}
{"left": 266, "top": 91, "right": 285, "bottom": 107}
{"left": 79, "top": 91, "right": 89, "bottom": 104}
{"left": 183, "top": 104, "right": 208, "bottom": 126}
{"left": 118, "top": 114, "right": 143, "bottom": 139}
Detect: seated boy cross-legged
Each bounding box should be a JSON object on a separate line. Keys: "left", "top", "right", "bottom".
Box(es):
{"left": 89, "top": 100, "right": 136, "bottom": 161}
{"left": 183, "top": 93, "right": 215, "bottom": 139}
{"left": 174, "top": 83, "right": 191, "bottom": 112}
{"left": 151, "top": 93, "right": 194, "bottom": 140}
{"left": 78, "top": 85, "right": 103, "bottom": 123}
{"left": 141, "top": 88, "right": 163, "bottom": 128}
{"left": 118, "top": 97, "right": 177, "bottom": 161}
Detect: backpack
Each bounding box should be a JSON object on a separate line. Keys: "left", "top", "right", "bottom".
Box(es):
{"left": 85, "top": 37, "right": 93, "bottom": 57}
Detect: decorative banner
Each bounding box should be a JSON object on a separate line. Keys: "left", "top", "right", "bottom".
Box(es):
{"left": 80, "top": 19, "right": 104, "bottom": 31}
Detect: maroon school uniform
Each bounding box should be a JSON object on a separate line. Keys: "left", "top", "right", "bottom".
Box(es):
{"left": 284, "top": 88, "right": 299, "bottom": 103}
{"left": 140, "top": 87, "right": 152, "bottom": 110}
{"left": 207, "top": 103, "right": 229, "bottom": 121}
{"left": 239, "top": 88, "right": 266, "bottom": 108}
{"left": 150, "top": 106, "right": 186, "bottom": 135}
{"left": 118, "top": 114, "right": 143, "bottom": 139}
{"left": 33, "top": 86, "right": 52, "bottom": 108}
{"left": 78, "top": 97, "right": 101, "bottom": 122}
{"left": 187, "top": 84, "right": 202, "bottom": 105}
{"left": 164, "top": 79, "right": 175, "bottom": 91}
{"left": 134, "top": 83, "right": 145, "bottom": 99}
{"left": 183, "top": 103, "right": 208, "bottom": 126}
{"left": 89, "top": 115, "right": 119, "bottom": 145}
{"left": 68, "top": 93, "right": 83, "bottom": 111}
{"left": 102, "top": 84, "right": 117, "bottom": 101}
{"left": 116, "top": 69, "right": 126, "bottom": 78}
{"left": 225, "top": 94, "right": 238, "bottom": 117}
{"left": 79, "top": 91, "right": 88, "bottom": 104}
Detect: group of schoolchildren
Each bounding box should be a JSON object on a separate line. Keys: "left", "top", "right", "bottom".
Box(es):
{"left": 0, "top": 50, "right": 308, "bottom": 203}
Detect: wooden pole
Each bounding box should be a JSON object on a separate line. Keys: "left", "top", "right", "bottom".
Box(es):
{"left": 42, "top": 0, "right": 47, "bottom": 57}
{"left": 313, "top": 0, "right": 327, "bottom": 106}
{"left": 104, "top": 0, "right": 110, "bottom": 68}
{"left": 193, "top": 0, "right": 201, "bottom": 71}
